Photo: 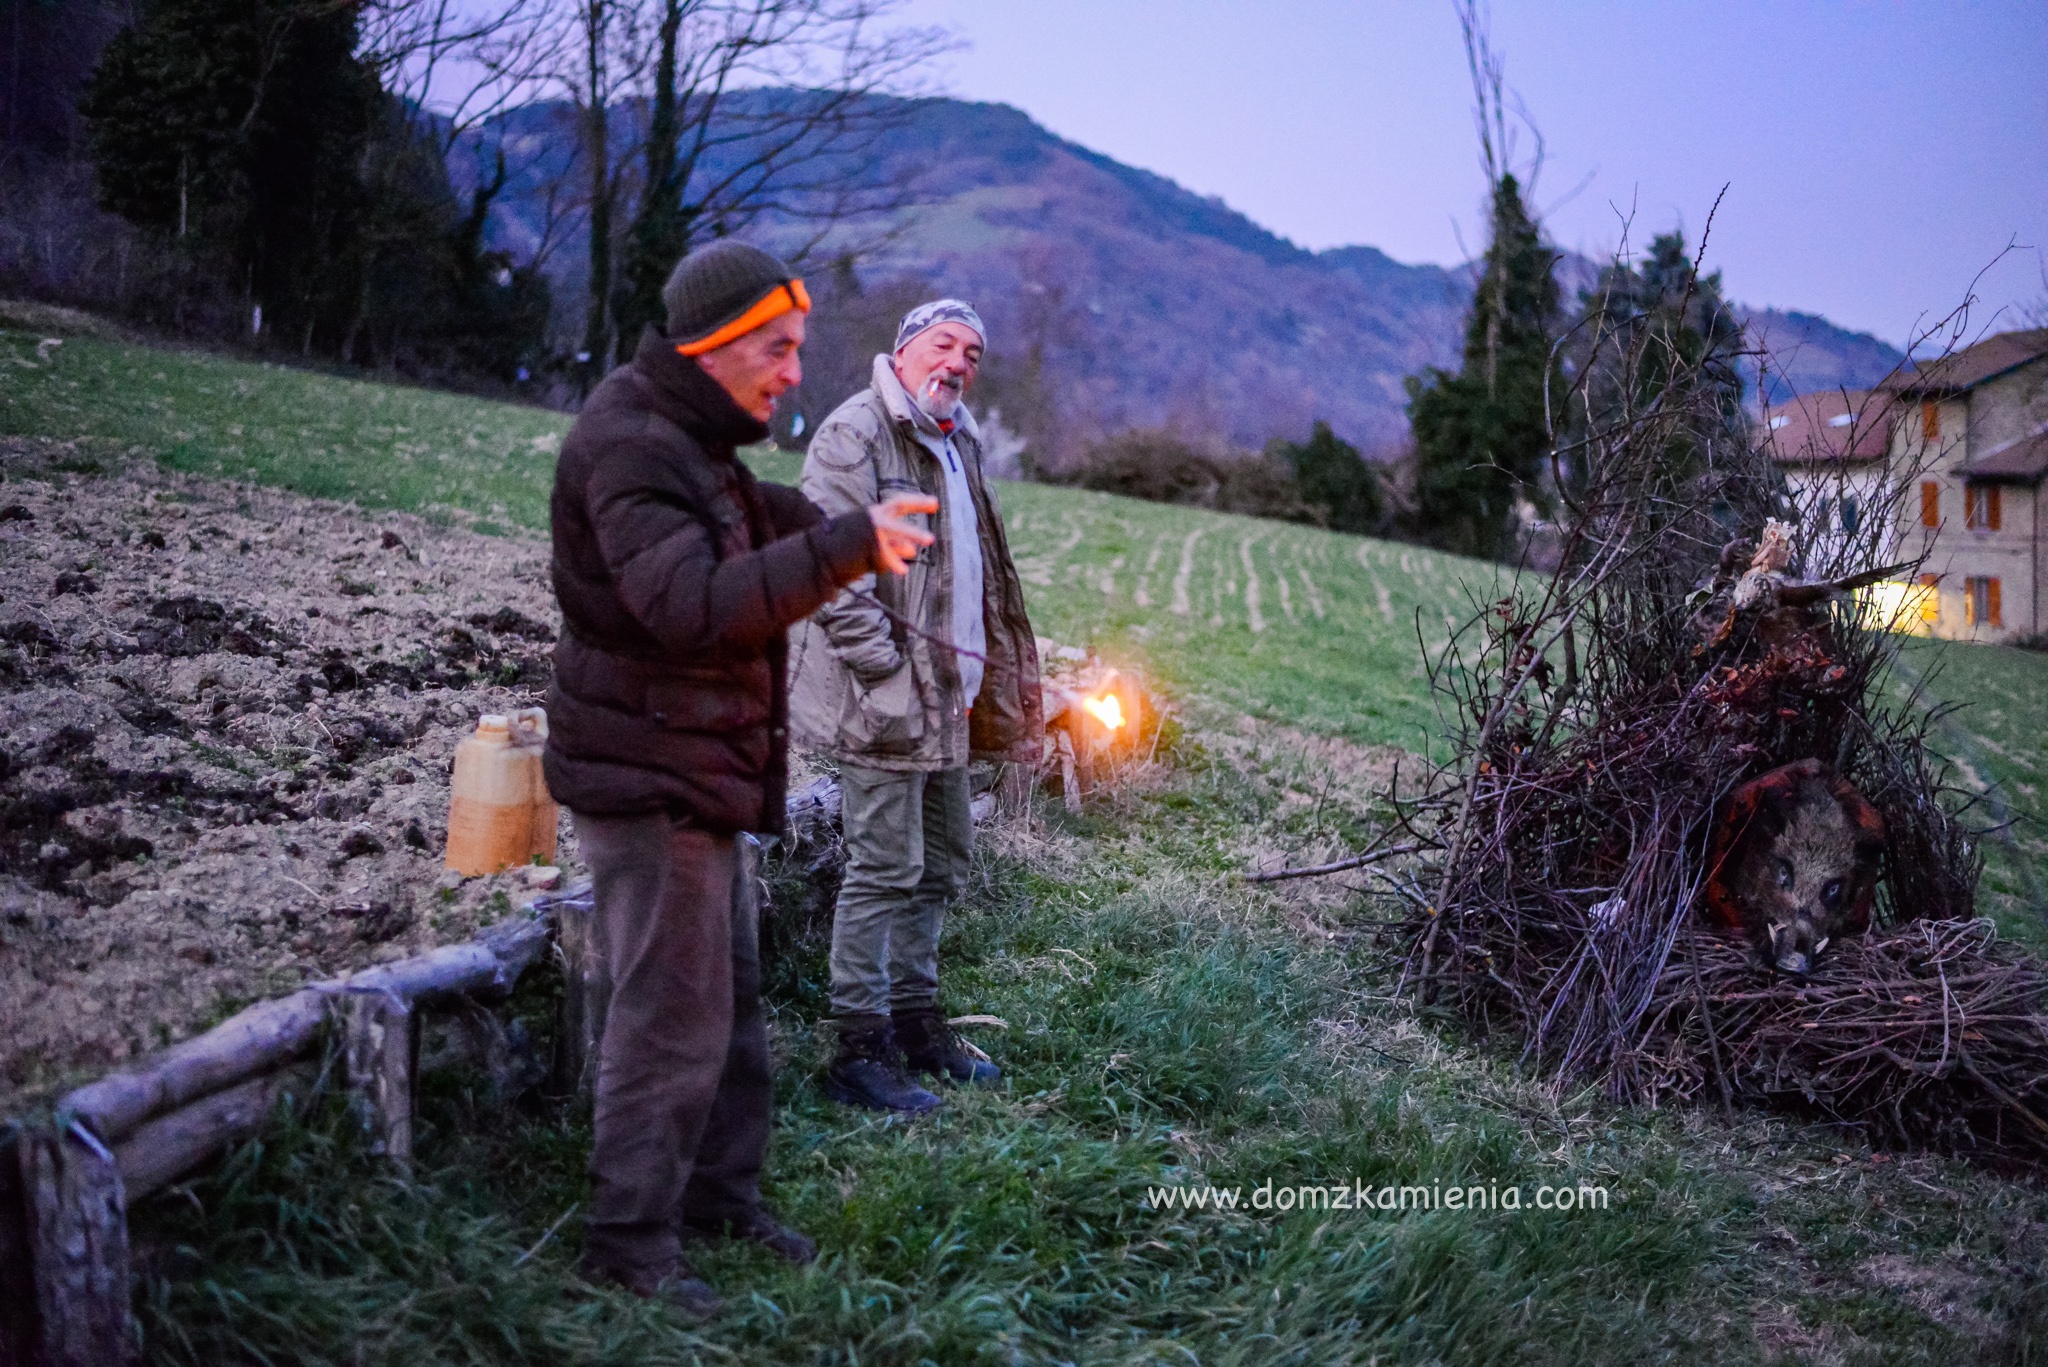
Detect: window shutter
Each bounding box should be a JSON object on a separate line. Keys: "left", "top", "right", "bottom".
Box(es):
{"left": 1989, "top": 577, "right": 2002, "bottom": 627}
{"left": 1989, "top": 486, "right": 2003, "bottom": 532}
{"left": 1922, "top": 400, "right": 1940, "bottom": 441}
{"left": 1921, "top": 481, "right": 1940, "bottom": 528}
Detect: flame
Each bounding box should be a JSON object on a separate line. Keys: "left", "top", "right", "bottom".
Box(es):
{"left": 1082, "top": 691, "right": 1125, "bottom": 731}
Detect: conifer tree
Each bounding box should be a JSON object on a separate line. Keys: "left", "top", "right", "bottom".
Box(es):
{"left": 1564, "top": 230, "right": 1747, "bottom": 489}
{"left": 1404, "top": 171, "right": 1562, "bottom": 560}
{"left": 81, "top": 0, "right": 547, "bottom": 377}
{"left": 1276, "top": 421, "right": 1385, "bottom": 535}
{"left": 81, "top": 0, "right": 379, "bottom": 345}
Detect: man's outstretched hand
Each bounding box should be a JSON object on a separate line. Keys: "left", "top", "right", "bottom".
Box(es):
{"left": 868, "top": 493, "right": 938, "bottom": 576}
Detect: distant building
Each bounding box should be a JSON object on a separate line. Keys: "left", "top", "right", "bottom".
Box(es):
{"left": 1765, "top": 327, "right": 2048, "bottom": 643}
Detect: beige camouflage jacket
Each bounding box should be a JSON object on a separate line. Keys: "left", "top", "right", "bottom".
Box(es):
{"left": 788, "top": 355, "right": 1043, "bottom": 771}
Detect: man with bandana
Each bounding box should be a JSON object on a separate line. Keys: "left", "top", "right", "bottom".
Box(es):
{"left": 789, "top": 299, "right": 1045, "bottom": 1113}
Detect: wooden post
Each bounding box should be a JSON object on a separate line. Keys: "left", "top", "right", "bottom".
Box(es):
{"left": 1055, "top": 729, "right": 1082, "bottom": 814}
{"left": 550, "top": 891, "right": 608, "bottom": 1101}
{"left": 62, "top": 913, "right": 550, "bottom": 1147}
{"left": 0, "top": 1125, "right": 39, "bottom": 1367}
{"left": 21, "top": 1121, "right": 134, "bottom": 1366}
{"left": 735, "top": 832, "right": 762, "bottom": 929}
{"left": 333, "top": 991, "right": 414, "bottom": 1173}
{"left": 996, "top": 760, "right": 1036, "bottom": 824}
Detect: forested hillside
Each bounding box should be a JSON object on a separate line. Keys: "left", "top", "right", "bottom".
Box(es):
{"left": 472, "top": 94, "right": 1905, "bottom": 462}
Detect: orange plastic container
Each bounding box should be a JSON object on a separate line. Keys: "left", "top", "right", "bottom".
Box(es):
{"left": 445, "top": 709, "right": 559, "bottom": 876}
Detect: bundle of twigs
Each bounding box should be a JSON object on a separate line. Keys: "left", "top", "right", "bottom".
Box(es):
{"left": 1642, "top": 921, "right": 2048, "bottom": 1151}
{"left": 1376, "top": 273, "right": 2043, "bottom": 1154}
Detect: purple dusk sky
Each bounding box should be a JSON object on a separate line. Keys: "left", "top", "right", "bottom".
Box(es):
{"left": 898, "top": 0, "right": 2047, "bottom": 349}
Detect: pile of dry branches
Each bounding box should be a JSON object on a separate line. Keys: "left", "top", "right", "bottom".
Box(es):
{"left": 1378, "top": 285, "right": 2048, "bottom": 1156}
{"left": 1645, "top": 921, "right": 2048, "bottom": 1151}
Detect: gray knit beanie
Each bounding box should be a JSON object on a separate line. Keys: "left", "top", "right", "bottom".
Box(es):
{"left": 661, "top": 241, "right": 803, "bottom": 350}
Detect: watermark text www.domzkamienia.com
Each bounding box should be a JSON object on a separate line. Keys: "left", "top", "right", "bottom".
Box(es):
{"left": 1145, "top": 1179, "right": 1612, "bottom": 1214}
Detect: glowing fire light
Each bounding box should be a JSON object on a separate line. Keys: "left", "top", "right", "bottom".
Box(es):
{"left": 1081, "top": 691, "right": 1125, "bottom": 731}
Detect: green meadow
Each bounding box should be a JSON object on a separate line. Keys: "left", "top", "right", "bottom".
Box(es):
{"left": 8, "top": 319, "right": 2048, "bottom": 1364}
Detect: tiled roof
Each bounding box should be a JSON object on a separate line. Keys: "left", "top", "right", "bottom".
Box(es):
{"left": 1968, "top": 429, "right": 2048, "bottom": 483}
{"left": 1762, "top": 388, "right": 1896, "bottom": 464}
{"left": 1884, "top": 328, "right": 2048, "bottom": 396}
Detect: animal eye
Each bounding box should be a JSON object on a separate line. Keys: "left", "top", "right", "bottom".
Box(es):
{"left": 1776, "top": 861, "right": 1795, "bottom": 889}
{"left": 1823, "top": 879, "right": 1843, "bottom": 906}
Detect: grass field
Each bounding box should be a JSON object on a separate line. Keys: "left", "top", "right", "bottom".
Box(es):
{"left": 0, "top": 326, "right": 1493, "bottom": 754}
{"left": 10, "top": 319, "right": 2048, "bottom": 1363}
{"left": 8, "top": 323, "right": 2039, "bottom": 919}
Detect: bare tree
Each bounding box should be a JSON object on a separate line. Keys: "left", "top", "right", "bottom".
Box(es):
{"left": 1452, "top": 0, "right": 1545, "bottom": 396}
{"left": 361, "top": 0, "right": 569, "bottom": 157}
{"left": 361, "top": 0, "right": 950, "bottom": 387}
{"left": 604, "top": 0, "right": 957, "bottom": 366}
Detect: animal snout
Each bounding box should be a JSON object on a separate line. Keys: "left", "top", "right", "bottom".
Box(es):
{"left": 1767, "top": 920, "right": 1831, "bottom": 977}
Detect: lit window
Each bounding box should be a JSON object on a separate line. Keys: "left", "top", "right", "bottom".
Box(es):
{"left": 1918, "top": 573, "right": 1940, "bottom": 622}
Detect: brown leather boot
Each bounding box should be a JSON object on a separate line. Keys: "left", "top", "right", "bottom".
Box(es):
{"left": 824, "top": 1019, "right": 942, "bottom": 1114}
{"left": 682, "top": 1207, "right": 818, "bottom": 1265}
{"left": 582, "top": 1255, "right": 723, "bottom": 1318}
{"left": 893, "top": 1005, "right": 1001, "bottom": 1086}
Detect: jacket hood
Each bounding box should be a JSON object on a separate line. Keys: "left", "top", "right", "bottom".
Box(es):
{"left": 871, "top": 353, "right": 981, "bottom": 444}
{"left": 633, "top": 325, "right": 772, "bottom": 452}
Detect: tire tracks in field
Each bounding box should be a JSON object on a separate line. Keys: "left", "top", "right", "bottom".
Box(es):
{"left": 1171, "top": 526, "right": 1206, "bottom": 616}
{"left": 1135, "top": 531, "right": 1168, "bottom": 608}
{"left": 1356, "top": 543, "right": 1395, "bottom": 623}
{"left": 1240, "top": 532, "right": 1267, "bottom": 633}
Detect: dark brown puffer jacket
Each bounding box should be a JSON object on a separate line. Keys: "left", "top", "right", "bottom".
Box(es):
{"left": 544, "top": 327, "right": 878, "bottom": 835}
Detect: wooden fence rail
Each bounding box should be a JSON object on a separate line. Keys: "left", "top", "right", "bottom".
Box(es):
{"left": 0, "top": 760, "right": 1075, "bottom": 1365}
{"left": 0, "top": 762, "right": 1065, "bottom": 1365}
{"left": 0, "top": 837, "right": 685, "bottom": 1367}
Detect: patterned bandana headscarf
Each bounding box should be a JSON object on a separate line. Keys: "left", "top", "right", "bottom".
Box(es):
{"left": 893, "top": 299, "right": 987, "bottom": 354}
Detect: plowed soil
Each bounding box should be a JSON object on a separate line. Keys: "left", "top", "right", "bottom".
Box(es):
{"left": 0, "top": 438, "right": 574, "bottom": 1107}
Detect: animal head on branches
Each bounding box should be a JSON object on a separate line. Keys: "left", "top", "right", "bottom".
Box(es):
{"left": 1704, "top": 759, "right": 1886, "bottom": 976}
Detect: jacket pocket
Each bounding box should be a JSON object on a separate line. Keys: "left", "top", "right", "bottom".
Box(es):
{"left": 647, "top": 672, "right": 770, "bottom": 733}
{"left": 840, "top": 659, "right": 926, "bottom": 755}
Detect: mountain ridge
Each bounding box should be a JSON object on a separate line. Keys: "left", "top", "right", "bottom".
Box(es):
{"left": 471, "top": 93, "right": 1902, "bottom": 460}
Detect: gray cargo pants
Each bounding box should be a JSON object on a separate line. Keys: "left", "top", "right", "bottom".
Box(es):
{"left": 575, "top": 812, "right": 769, "bottom": 1275}
{"left": 828, "top": 763, "right": 973, "bottom": 1023}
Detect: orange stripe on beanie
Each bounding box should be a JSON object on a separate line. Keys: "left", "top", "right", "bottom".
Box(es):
{"left": 661, "top": 240, "right": 810, "bottom": 355}
{"left": 676, "top": 279, "right": 810, "bottom": 356}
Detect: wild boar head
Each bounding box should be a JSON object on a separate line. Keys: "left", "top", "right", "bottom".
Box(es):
{"left": 1703, "top": 758, "right": 1886, "bottom": 976}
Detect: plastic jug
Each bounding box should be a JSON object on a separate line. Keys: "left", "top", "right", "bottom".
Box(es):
{"left": 445, "top": 708, "right": 559, "bottom": 876}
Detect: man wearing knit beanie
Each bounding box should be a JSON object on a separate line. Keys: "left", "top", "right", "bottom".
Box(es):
{"left": 545, "top": 240, "right": 936, "bottom": 1316}
{"left": 788, "top": 301, "right": 1044, "bottom": 1113}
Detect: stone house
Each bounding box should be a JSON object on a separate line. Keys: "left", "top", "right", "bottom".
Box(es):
{"left": 1766, "top": 327, "right": 2048, "bottom": 642}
